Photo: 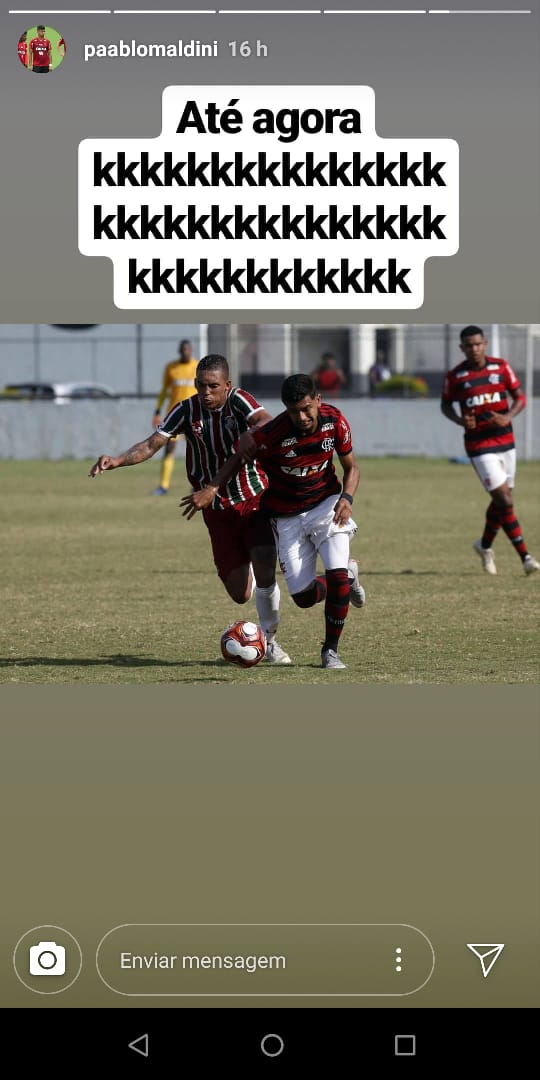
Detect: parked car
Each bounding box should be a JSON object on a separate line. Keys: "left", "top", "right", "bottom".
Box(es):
{"left": 1, "top": 381, "right": 117, "bottom": 403}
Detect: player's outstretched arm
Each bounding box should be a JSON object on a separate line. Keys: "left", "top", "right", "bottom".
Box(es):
{"left": 89, "top": 432, "right": 167, "bottom": 477}
{"left": 333, "top": 452, "right": 360, "bottom": 526}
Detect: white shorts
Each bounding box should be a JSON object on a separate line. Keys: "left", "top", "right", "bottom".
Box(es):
{"left": 470, "top": 449, "right": 516, "bottom": 492}
{"left": 272, "top": 493, "right": 357, "bottom": 595}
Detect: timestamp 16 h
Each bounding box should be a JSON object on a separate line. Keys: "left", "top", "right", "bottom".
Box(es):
{"left": 228, "top": 40, "right": 269, "bottom": 58}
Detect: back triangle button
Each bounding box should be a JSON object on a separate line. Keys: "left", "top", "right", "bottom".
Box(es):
{"left": 128, "top": 1034, "right": 149, "bottom": 1058}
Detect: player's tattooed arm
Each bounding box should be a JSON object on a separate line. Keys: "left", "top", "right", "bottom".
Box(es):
{"left": 89, "top": 432, "right": 167, "bottom": 476}
{"left": 120, "top": 434, "right": 167, "bottom": 466}
{"left": 333, "top": 452, "right": 360, "bottom": 526}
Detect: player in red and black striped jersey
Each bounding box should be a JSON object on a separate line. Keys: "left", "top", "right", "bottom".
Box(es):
{"left": 249, "top": 399, "right": 353, "bottom": 517}
{"left": 18, "top": 32, "right": 28, "bottom": 67}
{"left": 441, "top": 325, "right": 539, "bottom": 576}
{"left": 89, "top": 355, "right": 291, "bottom": 664}
{"left": 28, "top": 26, "right": 52, "bottom": 73}
{"left": 182, "top": 374, "right": 366, "bottom": 670}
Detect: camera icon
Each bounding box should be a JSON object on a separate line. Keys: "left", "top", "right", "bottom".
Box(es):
{"left": 29, "top": 941, "right": 66, "bottom": 976}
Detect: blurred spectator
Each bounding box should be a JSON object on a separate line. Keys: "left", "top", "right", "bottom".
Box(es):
{"left": 311, "top": 352, "right": 347, "bottom": 397}
{"left": 369, "top": 351, "right": 392, "bottom": 395}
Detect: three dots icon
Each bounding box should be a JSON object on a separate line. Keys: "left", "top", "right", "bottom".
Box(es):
{"left": 395, "top": 947, "right": 402, "bottom": 973}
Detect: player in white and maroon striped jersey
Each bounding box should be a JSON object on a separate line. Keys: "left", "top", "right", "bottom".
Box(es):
{"left": 441, "top": 325, "right": 539, "bottom": 576}
{"left": 89, "top": 355, "right": 291, "bottom": 664}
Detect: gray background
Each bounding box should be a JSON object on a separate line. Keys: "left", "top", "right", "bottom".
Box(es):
{"left": 2, "top": 3, "right": 539, "bottom": 322}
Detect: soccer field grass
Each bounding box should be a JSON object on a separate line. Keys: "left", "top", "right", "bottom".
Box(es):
{"left": 1, "top": 458, "right": 538, "bottom": 684}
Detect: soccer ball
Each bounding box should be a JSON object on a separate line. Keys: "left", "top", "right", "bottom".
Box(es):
{"left": 220, "top": 620, "right": 267, "bottom": 668}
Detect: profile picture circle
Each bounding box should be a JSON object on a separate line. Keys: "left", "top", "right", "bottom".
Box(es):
{"left": 18, "top": 25, "right": 66, "bottom": 74}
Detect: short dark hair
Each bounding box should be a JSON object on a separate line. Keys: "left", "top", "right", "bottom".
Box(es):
{"left": 281, "top": 373, "right": 318, "bottom": 405}
{"left": 460, "top": 325, "right": 484, "bottom": 341}
{"left": 179, "top": 339, "right": 191, "bottom": 350}
{"left": 196, "top": 354, "right": 230, "bottom": 379}
{"left": 37, "top": 24, "right": 45, "bottom": 29}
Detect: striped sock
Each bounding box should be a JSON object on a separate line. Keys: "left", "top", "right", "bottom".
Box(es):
{"left": 500, "top": 506, "right": 529, "bottom": 560}
{"left": 481, "top": 500, "right": 501, "bottom": 548}
{"left": 323, "top": 568, "right": 351, "bottom": 652}
{"left": 292, "top": 577, "right": 326, "bottom": 609}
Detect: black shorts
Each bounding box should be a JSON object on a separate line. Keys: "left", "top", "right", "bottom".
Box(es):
{"left": 32, "top": 66, "right": 49, "bottom": 74}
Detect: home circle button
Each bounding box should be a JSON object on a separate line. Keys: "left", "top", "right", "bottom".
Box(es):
{"left": 261, "top": 1033, "right": 285, "bottom": 1058}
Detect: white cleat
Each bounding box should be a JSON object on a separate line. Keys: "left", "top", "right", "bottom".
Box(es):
{"left": 348, "top": 558, "right": 366, "bottom": 608}
{"left": 473, "top": 540, "right": 497, "bottom": 575}
{"left": 321, "top": 648, "right": 346, "bottom": 670}
{"left": 264, "top": 640, "right": 292, "bottom": 665}
{"left": 523, "top": 555, "right": 540, "bottom": 576}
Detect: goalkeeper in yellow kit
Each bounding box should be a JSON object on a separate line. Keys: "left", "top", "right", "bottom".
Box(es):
{"left": 151, "top": 339, "right": 198, "bottom": 495}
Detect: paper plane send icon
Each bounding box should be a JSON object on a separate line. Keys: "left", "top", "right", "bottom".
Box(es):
{"left": 466, "top": 943, "right": 505, "bottom": 978}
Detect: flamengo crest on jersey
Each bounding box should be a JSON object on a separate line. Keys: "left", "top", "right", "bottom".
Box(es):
{"left": 252, "top": 402, "right": 353, "bottom": 516}
{"left": 158, "top": 387, "right": 267, "bottom": 510}
{"left": 441, "top": 356, "right": 523, "bottom": 458}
